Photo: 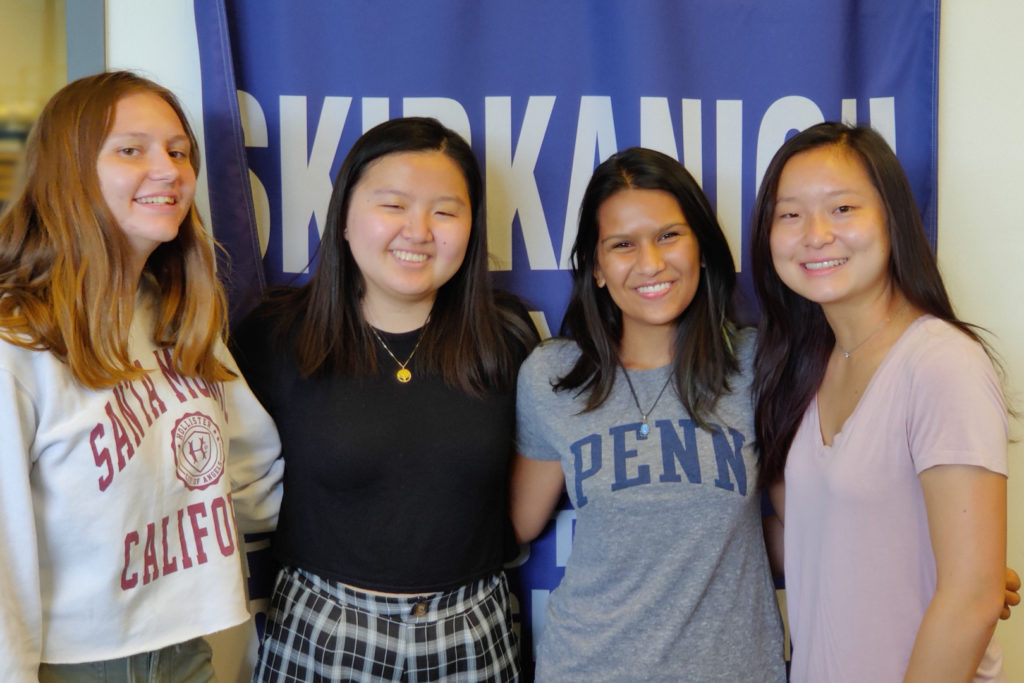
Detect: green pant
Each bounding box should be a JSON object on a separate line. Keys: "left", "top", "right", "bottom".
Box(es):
{"left": 38, "top": 637, "right": 215, "bottom": 683}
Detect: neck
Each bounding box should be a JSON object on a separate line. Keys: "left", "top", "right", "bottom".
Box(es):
{"left": 823, "top": 289, "right": 904, "bottom": 355}
{"left": 362, "top": 297, "right": 434, "bottom": 333}
{"left": 618, "top": 324, "right": 675, "bottom": 370}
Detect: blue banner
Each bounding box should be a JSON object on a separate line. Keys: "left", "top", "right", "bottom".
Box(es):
{"left": 194, "top": 0, "right": 940, "bottom": 669}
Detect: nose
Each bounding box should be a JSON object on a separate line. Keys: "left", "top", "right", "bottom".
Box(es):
{"left": 148, "top": 148, "right": 182, "bottom": 182}
{"left": 804, "top": 212, "right": 835, "bottom": 248}
{"left": 635, "top": 240, "right": 665, "bottom": 276}
{"left": 402, "top": 209, "right": 433, "bottom": 243}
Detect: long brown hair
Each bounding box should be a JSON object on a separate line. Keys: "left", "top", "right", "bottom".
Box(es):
{"left": 0, "top": 71, "right": 232, "bottom": 388}
{"left": 557, "top": 147, "right": 740, "bottom": 428}
{"left": 751, "top": 122, "right": 989, "bottom": 487}
{"left": 261, "top": 117, "right": 537, "bottom": 395}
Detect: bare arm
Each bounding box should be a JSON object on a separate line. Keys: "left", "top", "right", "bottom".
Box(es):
{"left": 903, "top": 465, "right": 1006, "bottom": 682}
{"left": 509, "top": 453, "right": 565, "bottom": 544}
{"left": 763, "top": 480, "right": 785, "bottom": 578}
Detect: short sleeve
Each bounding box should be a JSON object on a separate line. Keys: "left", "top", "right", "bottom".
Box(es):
{"left": 907, "top": 327, "right": 1007, "bottom": 476}
{"left": 515, "top": 344, "right": 567, "bottom": 462}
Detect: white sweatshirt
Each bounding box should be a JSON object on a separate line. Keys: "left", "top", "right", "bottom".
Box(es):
{"left": 0, "top": 285, "right": 282, "bottom": 681}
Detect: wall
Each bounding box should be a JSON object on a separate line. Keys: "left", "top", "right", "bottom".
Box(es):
{"left": 936, "top": 0, "right": 1024, "bottom": 672}
{"left": 0, "top": 0, "right": 65, "bottom": 123}
{"left": 104, "top": 0, "right": 1024, "bottom": 679}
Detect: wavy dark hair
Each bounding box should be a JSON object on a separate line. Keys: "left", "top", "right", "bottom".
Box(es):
{"left": 751, "top": 122, "right": 988, "bottom": 487}
{"left": 556, "top": 147, "right": 740, "bottom": 427}
{"left": 264, "top": 117, "right": 536, "bottom": 395}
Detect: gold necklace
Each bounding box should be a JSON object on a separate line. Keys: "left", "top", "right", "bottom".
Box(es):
{"left": 369, "top": 326, "right": 426, "bottom": 383}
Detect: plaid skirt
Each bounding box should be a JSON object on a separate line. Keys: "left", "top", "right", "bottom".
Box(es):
{"left": 253, "top": 566, "right": 520, "bottom": 682}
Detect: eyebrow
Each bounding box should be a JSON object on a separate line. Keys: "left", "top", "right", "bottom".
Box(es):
{"left": 775, "top": 188, "right": 864, "bottom": 203}
{"left": 372, "top": 188, "right": 467, "bottom": 205}
{"left": 106, "top": 132, "right": 191, "bottom": 145}
{"left": 600, "top": 220, "right": 689, "bottom": 241}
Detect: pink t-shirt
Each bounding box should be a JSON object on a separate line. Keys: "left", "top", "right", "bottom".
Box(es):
{"left": 784, "top": 315, "right": 1008, "bottom": 682}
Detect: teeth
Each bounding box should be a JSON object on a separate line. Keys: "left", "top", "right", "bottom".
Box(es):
{"left": 804, "top": 258, "right": 847, "bottom": 270}
{"left": 136, "top": 196, "right": 176, "bottom": 205}
{"left": 393, "top": 250, "right": 428, "bottom": 263}
{"left": 636, "top": 282, "right": 670, "bottom": 294}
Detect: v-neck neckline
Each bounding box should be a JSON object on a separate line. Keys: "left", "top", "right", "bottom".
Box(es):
{"left": 814, "top": 314, "right": 929, "bottom": 450}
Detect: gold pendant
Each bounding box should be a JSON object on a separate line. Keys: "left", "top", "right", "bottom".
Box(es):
{"left": 396, "top": 368, "right": 412, "bottom": 383}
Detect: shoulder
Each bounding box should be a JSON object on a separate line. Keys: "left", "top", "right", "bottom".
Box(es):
{"left": 519, "top": 338, "right": 581, "bottom": 389}
{"left": 732, "top": 325, "right": 757, "bottom": 373}
{"left": 902, "top": 316, "right": 995, "bottom": 378}
{"left": 897, "top": 317, "right": 1007, "bottom": 472}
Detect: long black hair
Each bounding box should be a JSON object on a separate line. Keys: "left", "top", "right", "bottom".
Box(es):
{"left": 751, "top": 122, "right": 987, "bottom": 487}
{"left": 265, "top": 117, "right": 536, "bottom": 395}
{"left": 556, "top": 147, "right": 740, "bottom": 428}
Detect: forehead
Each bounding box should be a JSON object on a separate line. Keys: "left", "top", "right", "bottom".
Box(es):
{"left": 106, "top": 91, "right": 186, "bottom": 136}
{"left": 597, "top": 188, "right": 686, "bottom": 233}
{"left": 356, "top": 150, "right": 470, "bottom": 196}
{"left": 777, "top": 144, "right": 876, "bottom": 195}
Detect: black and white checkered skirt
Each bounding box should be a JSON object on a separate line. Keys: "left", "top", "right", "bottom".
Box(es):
{"left": 253, "top": 566, "right": 520, "bottom": 682}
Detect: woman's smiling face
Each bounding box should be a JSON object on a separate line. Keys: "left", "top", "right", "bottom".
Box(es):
{"left": 593, "top": 188, "right": 702, "bottom": 342}
{"left": 769, "top": 144, "right": 891, "bottom": 311}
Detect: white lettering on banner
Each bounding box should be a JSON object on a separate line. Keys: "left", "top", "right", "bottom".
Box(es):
{"left": 755, "top": 95, "right": 825, "bottom": 195}
{"left": 681, "top": 98, "right": 704, "bottom": 187}
{"left": 716, "top": 100, "right": 744, "bottom": 268}
{"left": 841, "top": 98, "right": 858, "bottom": 126}
{"left": 869, "top": 97, "right": 897, "bottom": 151}
{"left": 559, "top": 97, "right": 618, "bottom": 269}
{"left": 639, "top": 97, "right": 678, "bottom": 159}
{"left": 485, "top": 96, "right": 558, "bottom": 271}
{"left": 280, "top": 95, "right": 352, "bottom": 273}
{"left": 362, "top": 97, "right": 390, "bottom": 132}
{"left": 403, "top": 98, "right": 472, "bottom": 145}
{"left": 240, "top": 93, "right": 897, "bottom": 276}
{"left": 755, "top": 95, "right": 897, "bottom": 193}
{"left": 528, "top": 311, "right": 552, "bottom": 340}
{"left": 238, "top": 90, "right": 272, "bottom": 257}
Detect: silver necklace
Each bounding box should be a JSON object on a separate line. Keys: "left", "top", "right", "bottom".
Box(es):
{"left": 369, "top": 326, "right": 426, "bottom": 383}
{"left": 620, "top": 366, "right": 673, "bottom": 440}
{"left": 836, "top": 301, "right": 904, "bottom": 359}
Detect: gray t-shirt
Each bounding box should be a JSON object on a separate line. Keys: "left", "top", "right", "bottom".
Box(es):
{"left": 516, "top": 330, "right": 785, "bottom": 682}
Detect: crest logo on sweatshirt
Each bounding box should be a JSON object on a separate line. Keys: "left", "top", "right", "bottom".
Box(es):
{"left": 172, "top": 412, "right": 225, "bottom": 491}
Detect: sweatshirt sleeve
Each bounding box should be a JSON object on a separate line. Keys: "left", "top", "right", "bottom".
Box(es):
{"left": 218, "top": 345, "right": 283, "bottom": 534}
{"left": 0, "top": 367, "right": 44, "bottom": 681}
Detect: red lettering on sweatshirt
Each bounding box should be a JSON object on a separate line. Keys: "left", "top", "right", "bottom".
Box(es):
{"left": 120, "top": 494, "right": 237, "bottom": 592}
{"left": 121, "top": 531, "right": 139, "bottom": 589}
{"left": 104, "top": 402, "right": 134, "bottom": 471}
{"left": 91, "top": 424, "right": 114, "bottom": 491}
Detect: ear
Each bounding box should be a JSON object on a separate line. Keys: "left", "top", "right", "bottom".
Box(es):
{"left": 593, "top": 265, "right": 606, "bottom": 288}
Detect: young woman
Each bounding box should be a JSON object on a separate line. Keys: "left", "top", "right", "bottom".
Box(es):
{"left": 511, "top": 147, "right": 786, "bottom": 681}
{"left": 751, "top": 122, "right": 1008, "bottom": 681}
{"left": 232, "top": 117, "right": 537, "bottom": 681}
{"left": 0, "top": 72, "right": 282, "bottom": 681}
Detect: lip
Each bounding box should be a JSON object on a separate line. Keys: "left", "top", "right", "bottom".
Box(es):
{"left": 391, "top": 248, "right": 430, "bottom": 264}
{"left": 633, "top": 280, "right": 673, "bottom": 299}
{"left": 134, "top": 194, "right": 180, "bottom": 206}
{"left": 801, "top": 257, "right": 847, "bottom": 273}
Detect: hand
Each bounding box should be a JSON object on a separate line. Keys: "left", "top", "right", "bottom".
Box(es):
{"left": 1002, "top": 567, "right": 1021, "bottom": 620}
